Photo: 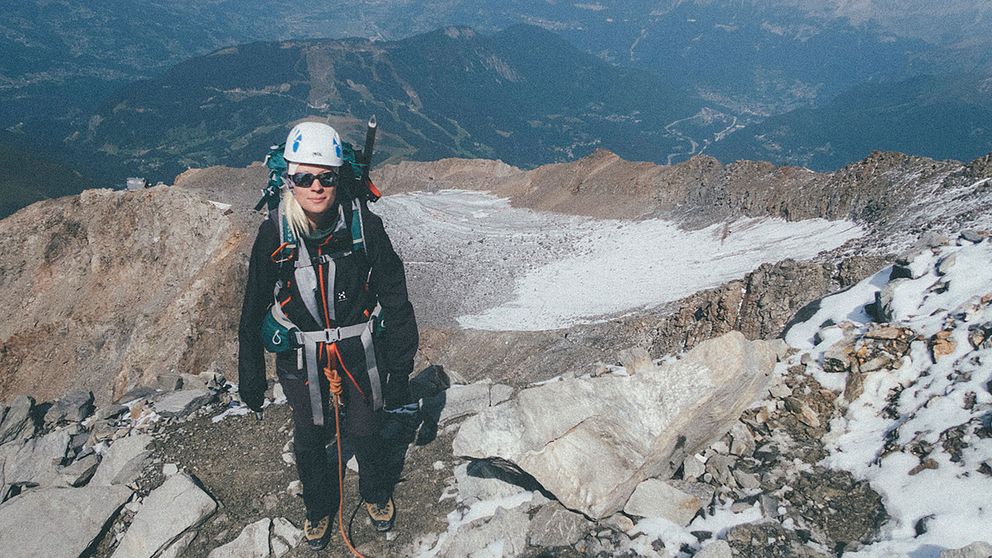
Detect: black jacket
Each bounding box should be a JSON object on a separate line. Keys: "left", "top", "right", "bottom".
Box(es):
{"left": 237, "top": 203, "right": 418, "bottom": 411}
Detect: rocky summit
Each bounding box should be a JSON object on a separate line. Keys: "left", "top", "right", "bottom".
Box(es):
{"left": 0, "top": 148, "right": 991, "bottom": 557}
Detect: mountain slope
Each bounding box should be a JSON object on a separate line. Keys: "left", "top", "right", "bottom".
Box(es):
{"left": 76, "top": 25, "right": 701, "bottom": 182}
{"left": 707, "top": 75, "right": 992, "bottom": 170}
{"left": 0, "top": 131, "right": 108, "bottom": 219}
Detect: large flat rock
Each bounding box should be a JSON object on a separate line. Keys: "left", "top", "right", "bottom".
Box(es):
{"left": 452, "top": 331, "right": 777, "bottom": 518}
{"left": 90, "top": 433, "right": 152, "bottom": 486}
{"left": 112, "top": 473, "right": 216, "bottom": 558}
{"left": 0, "top": 485, "right": 133, "bottom": 558}
{"left": 0, "top": 430, "right": 70, "bottom": 500}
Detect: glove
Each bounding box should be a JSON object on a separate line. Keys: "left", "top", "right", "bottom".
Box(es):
{"left": 240, "top": 389, "right": 265, "bottom": 413}
{"left": 381, "top": 402, "right": 420, "bottom": 442}
{"left": 383, "top": 373, "right": 412, "bottom": 410}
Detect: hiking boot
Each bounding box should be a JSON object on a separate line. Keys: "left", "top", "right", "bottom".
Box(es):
{"left": 365, "top": 497, "right": 395, "bottom": 532}
{"left": 303, "top": 515, "right": 332, "bottom": 551}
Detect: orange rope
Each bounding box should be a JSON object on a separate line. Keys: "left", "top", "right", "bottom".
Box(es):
{"left": 325, "top": 366, "right": 366, "bottom": 558}
{"left": 317, "top": 240, "right": 369, "bottom": 557}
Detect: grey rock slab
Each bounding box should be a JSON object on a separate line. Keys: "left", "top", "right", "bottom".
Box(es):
{"left": 91, "top": 433, "right": 153, "bottom": 486}
{"left": 939, "top": 541, "right": 992, "bottom": 558}
{"left": 0, "top": 484, "right": 133, "bottom": 558}
{"left": 732, "top": 470, "right": 761, "bottom": 491}
{"left": 0, "top": 395, "right": 36, "bottom": 446}
{"left": 682, "top": 454, "right": 706, "bottom": 480}
{"left": 180, "top": 373, "right": 207, "bottom": 390}
{"left": 44, "top": 390, "right": 95, "bottom": 425}
{"left": 436, "top": 505, "right": 530, "bottom": 558}
{"left": 694, "top": 540, "right": 732, "bottom": 558}
{"left": 728, "top": 422, "right": 755, "bottom": 457}
{"left": 668, "top": 480, "right": 715, "bottom": 509}
{"left": 527, "top": 502, "right": 590, "bottom": 547}
{"left": 959, "top": 230, "right": 984, "bottom": 244}
{"left": 617, "top": 347, "right": 653, "bottom": 375}
{"left": 454, "top": 460, "right": 528, "bottom": 505}
{"left": 208, "top": 518, "right": 270, "bottom": 558}
{"left": 157, "top": 374, "right": 184, "bottom": 391}
{"left": 112, "top": 473, "right": 217, "bottom": 558}
{"left": 271, "top": 517, "right": 303, "bottom": 557}
{"left": 623, "top": 479, "right": 702, "bottom": 526}
{"left": 158, "top": 531, "right": 198, "bottom": 558}
{"left": 439, "top": 381, "right": 493, "bottom": 423}
{"left": 152, "top": 389, "right": 215, "bottom": 418}
{"left": 490, "top": 383, "right": 513, "bottom": 406}
{"left": 96, "top": 404, "right": 130, "bottom": 421}
{"left": 1, "top": 430, "right": 70, "bottom": 498}
{"left": 453, "top": 332, "right": 777, "bottom": 519}
{"left": 57, "top": 452, "right": 101, "bottom": 487}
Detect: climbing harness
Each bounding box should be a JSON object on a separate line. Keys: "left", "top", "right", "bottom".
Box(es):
{"left": 261, "top": 200, "right": 385, "bottom": 425}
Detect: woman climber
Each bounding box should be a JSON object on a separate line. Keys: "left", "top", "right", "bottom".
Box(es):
{"left": 237, "top": 120, "right": 419, "bottom": 551}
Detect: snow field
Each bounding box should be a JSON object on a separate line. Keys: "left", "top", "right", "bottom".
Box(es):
{"left": 378, "top": 190, "right": 864, "bottom": 331}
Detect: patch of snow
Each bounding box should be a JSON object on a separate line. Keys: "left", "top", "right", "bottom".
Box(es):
{"left": 450, "top": 203, "right": 862, "bottom": 330}
{"left": 785, "top": 240, "right": 992, "bottom": 556}
{"left": 417, "top": 491, "right": 539, "bottom": 558}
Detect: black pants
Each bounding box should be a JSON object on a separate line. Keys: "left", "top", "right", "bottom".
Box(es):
{"left": 279, "top": 373, "right": 392, "bottom": 521}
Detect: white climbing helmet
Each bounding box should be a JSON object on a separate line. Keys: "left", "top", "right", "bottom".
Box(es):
{"left": 283, "top": 121, "right": 344, "bottom": 168}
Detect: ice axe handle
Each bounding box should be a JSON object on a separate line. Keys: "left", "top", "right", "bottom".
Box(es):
{"left": 361, "top": 115, "right": 377, "bottom": 185}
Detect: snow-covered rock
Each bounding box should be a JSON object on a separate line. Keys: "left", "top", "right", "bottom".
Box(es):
{"left": 623, "top": 479, "right": 702, "bottom": 527}
{"left": 785, "top": 237, "right": 992, "bottom": 556}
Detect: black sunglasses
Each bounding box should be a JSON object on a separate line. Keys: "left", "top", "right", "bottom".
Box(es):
{"left": 287, "top": 171, "right": 338, "bottom": 188}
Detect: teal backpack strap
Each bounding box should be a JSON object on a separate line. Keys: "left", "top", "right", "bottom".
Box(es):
{"left": 271, "top": 204, "right": 296, "bottom": 263}
{"left": 350, "top": 199, "right": 367, "bottom": 253}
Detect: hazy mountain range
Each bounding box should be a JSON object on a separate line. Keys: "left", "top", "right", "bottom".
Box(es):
{"left": 1, "top": 1, "right": 991, "bottom": 217}
{"left": 70, "top": 25, "right": 702, "bottom": 183}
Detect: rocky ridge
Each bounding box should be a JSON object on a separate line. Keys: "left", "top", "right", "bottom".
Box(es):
{"left": 1, "top": 231, "right": 989, "bottom": 557}
{"left": 3, "top": 149, "right": 990, "bottom": 405}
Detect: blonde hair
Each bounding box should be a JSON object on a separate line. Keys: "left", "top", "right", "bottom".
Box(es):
{"left": 279, "top": 187, "right": 311, "bottom": 239}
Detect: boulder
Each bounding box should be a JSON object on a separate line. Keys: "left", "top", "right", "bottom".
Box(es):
{"left": 157, "top": 374, "right": 184, "bottom": 391}
{"left": 44, "top": 390, "right": 95, "bottom": 426}
{"left": 208, "top": 518, "right": 270, "bottom": 558}
{"left": 455, "top": 460, "right": 531, "bottom": 505}
{"left": 111, "top": 473, "right": 217, "bottom": 558}
{"left": 158, "top": 531, "right": 198, "bottom": 558}
{"left": 0, "top": 484, "right": 133, "bottom": 558}
{"left": 527, "top": 502, "right": 591, "bottom": 548}
{"left": 453, "top": 332, "right": 777, "bottom": 518}
{"left": 436, "top": 505, "right": 530, "bottom": 558}
{"left": 0, "top": 430, "right": 70, "bottom": 499}
{"left": 56, "top": 453, "right": 101, "bottom": 487}
{"left": 0, "top": 395, "right": 36, "bottom": 446}
{"left": 959, "top": 230, "right": 984, "bottom": 244}
{"left": 90, "top": 433, "right": 152, "bottom": 486}
{"left": 152, "top": 389, "right": 215, "bottom": 418}
{"left": 96, "top": 404, "right": 130, "bottom": 421}
{"left": 623, "top": 479, "right": 702, "bottom": 526}
{"left": 270, "top": 517, "right": 303, "bottom": 557}
{"left": 438, "top": 381, "right": 512, "bottom": 424}
{"left": 617, "top": 347, "right": 653, "bottom": 375}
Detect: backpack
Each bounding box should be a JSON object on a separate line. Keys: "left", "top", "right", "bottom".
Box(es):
{"left": 256, "top": 141, "right": 387, "bottom": 423}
